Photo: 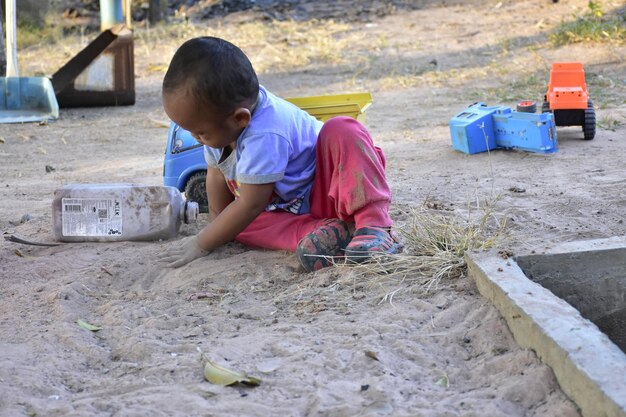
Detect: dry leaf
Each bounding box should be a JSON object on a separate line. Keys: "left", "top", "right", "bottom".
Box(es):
{"left": 203, "top": 359, "right": 261, "bottom": 386}
{"left": 77, "top": 319, "right": 102, "bottom": 332}
{"left": 435, "top": 375, "right": 449, "bottom": 388}
{"left": 146, "top": 63, "right": 169, "bottom": 73}
{"left": 364, "top": 350, "right": 380, "bottom": 361}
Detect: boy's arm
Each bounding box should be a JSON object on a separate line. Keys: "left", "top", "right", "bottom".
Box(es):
{"left": 196, "top": 181, "right": 274, "bottom": 251}
{"left": 205, "top": 166, "right": 234, "bottom": 221}
{"left": 159, "top": 179, "right": 274, "bottom": 268}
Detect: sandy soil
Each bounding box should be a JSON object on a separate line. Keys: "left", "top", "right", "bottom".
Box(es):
{"left": 1, "top": 0, "right": 625, "bottom": 416}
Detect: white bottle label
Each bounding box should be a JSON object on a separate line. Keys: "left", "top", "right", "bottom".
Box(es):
{"left": 61, "top": 198, "right": 123, "bottom": 236}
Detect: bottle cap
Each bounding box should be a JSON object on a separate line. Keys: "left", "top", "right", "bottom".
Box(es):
{"left": 184, "top": 201, "right": 199, "bottom": 224}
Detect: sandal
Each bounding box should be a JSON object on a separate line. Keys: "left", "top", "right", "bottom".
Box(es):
{"left": 296, "top": 219, "right": 352, "bottom": 272}
{"left": 344, "top": 226, "right": 403, "bottom": 264}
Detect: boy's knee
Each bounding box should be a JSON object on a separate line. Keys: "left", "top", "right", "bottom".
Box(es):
{"left": 320, "top": 116, "right": 363, "bottom": 138}
{"left": 319, "top": 116, "right": 371, "bottom": 150}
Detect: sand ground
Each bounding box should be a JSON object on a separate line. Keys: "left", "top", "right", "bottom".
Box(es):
{"left": 1, "top": 0, "right": 625, "bottom": 416}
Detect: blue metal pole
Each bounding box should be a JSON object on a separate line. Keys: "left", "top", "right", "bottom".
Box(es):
{"left": 100, "top": 0, "right": 124, "bottom": 31}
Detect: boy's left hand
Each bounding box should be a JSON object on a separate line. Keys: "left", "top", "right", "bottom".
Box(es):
{"left": 158, "top": 235, "right": 210, "bottom": 268}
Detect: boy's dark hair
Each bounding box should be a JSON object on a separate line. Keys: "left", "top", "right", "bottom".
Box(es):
{"left": 162, "top": 37, "right": 259, "bottom": 114}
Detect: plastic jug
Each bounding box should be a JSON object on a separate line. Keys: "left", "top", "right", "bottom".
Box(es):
{"left": 52, "top": 184, "right": 199, "bottom": 242}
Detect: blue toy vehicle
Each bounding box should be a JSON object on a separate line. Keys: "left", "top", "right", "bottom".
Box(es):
{"left": 163, "top": 123, "right": 208, "bottom": 212}
{"left": 450, "top": 102, "right": 557, "bottom": 155}
{"left": 163, "top": 92, "right": 373, "bottom": 212}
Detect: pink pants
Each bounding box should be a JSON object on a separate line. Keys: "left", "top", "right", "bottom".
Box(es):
{"left": 236, "top": 116, "right": 392, "bottom": 252}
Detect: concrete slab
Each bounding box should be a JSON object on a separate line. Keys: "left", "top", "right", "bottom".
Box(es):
{"left": 466, "top": 237, "right": 626, "bottom": 417}
{"left": 515, "top": 244, "right": 626, "bottom": 352}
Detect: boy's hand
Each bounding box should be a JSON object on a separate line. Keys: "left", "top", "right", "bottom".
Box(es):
{"left": 159, "top": 235, "right": 210, "bottom": 268}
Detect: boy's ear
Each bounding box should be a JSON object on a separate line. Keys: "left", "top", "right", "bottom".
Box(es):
{"left": 232, "top": 107, "right": 251, "bottom": 129}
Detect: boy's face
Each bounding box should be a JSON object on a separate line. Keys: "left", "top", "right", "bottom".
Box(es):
{"left": 163, "top": 92, "right": 244, "bottom": 149}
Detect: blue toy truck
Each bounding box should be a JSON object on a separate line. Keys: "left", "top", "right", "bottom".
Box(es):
{"left": 163, "top": 123, "right": 208, "bottom": 211}
{"left": 449, "top": 102, "right": 557, "bottom": 155}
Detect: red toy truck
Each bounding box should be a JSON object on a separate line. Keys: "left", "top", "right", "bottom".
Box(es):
{"left": 542, "top": 62, "right": 596, "bottom": 140}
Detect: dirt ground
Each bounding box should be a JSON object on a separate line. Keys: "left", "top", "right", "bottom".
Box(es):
{"left": 1, "top": 0, "right": 625, "bottom": 416}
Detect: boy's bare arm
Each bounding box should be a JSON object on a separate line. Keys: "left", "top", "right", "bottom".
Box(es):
{"left": 159, "top": 179, "right": 273, "bottom": 268}
{"left": 205, "top": 166, "right": 234, "bottom": 221}
{"left": 196, "top": 182, "right": 274, "bottom": 251}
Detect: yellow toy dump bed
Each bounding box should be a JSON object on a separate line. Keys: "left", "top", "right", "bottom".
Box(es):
{"left": 285, "top": 92, "right": 372, "bottom": 122}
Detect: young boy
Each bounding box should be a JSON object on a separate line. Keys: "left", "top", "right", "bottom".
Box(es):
{"left": 159, "top": 36, "right": 402, "bottom": 272}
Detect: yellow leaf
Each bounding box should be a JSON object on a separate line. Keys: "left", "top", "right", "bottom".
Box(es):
{"left": 77, "top": 319, "right": 102, "bottom": 332}
{"left": 146, "top": 63, "right": 169, "bottom": 73}
{"left": 203, "top": 359, "right": 261, "bottom": 386}
{"left": 435, "top": 375, "right": 449, "bottom": 388}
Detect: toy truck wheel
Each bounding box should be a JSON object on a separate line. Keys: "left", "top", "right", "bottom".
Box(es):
{"left": 583, "top": 100, "right": 596, "bottom": 140}
{"left": 184, "top": 172, "right": 208, "bottom": 213}
{"left": 541, "top": 101, "right": 551, "bottom": 113}
{"left": 516, "top": 101, "right": 536, "bottom": 113}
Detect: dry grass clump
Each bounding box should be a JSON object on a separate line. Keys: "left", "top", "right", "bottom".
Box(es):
{"left": 378, "top": 67, "right": 491, "bottom": 91}
{"left": 132, "top": 19, "right": 355, "bottom": 75}
{"left": 338, "top": 200, "right": 507, "bottom": 302}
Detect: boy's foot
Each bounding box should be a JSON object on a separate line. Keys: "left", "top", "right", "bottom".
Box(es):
{"left": 296, "top": 219, "right": 352, "bottom": 272}
{"left": 344, "top": 226, "right": 403, "bottom": 264}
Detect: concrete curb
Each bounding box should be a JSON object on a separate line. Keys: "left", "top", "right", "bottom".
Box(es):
{"left": 466, "top": 243, "right": 626, "bottom": 417}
